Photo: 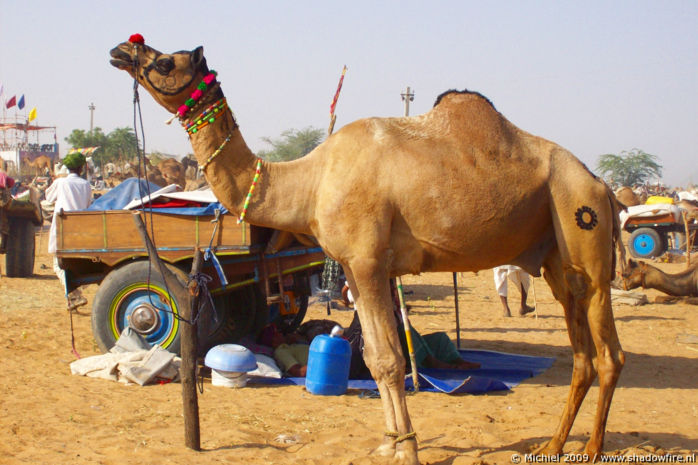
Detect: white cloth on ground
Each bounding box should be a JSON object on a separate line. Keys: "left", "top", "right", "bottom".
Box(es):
{"left": 70, "top": 345, "right": 181, "bottom": 386}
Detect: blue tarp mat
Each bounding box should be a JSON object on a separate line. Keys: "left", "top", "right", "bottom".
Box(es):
{"left": 87, "top": 177, "right": 228, "bottom": 216}
{"left": 140, "top": 202, "right": 228, "bottom": 216}
{"left": 247, "top": 349, "right": 555, "bottom": 395}
{"left": 87, "top": 178, "right": 162, "bottom": 211}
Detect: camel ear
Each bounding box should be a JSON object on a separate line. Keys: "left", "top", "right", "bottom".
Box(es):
{"left": 191, "top": 46, "right": 208, "bottom": 72}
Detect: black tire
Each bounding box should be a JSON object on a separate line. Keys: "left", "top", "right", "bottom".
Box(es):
{"left": 201, "top": 285, "right": 264, "bottom": 352}
{"left": 5, "top": 218, "right": 35, "bottom": 277}
{"left": 629, "top": 227, "right": 666, "bottom": 259}
{"left": 91, "top": 261, "right": 189, "bottom": 354}
{"left": 274, "top": 293, "right": 309, "bottom": 334}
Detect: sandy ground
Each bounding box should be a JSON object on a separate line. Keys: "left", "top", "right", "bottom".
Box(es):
{"left": 0, "top": 229, "right": 696, "bottom": 464}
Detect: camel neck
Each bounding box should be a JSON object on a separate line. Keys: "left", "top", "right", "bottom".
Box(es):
{"left": 187, "top": 106, "right": 318, "bottom": 234}
{"left": 643, "top": 266, "right": 697, "bottom": 297}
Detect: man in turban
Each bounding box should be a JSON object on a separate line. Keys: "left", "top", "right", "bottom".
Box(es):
{"left": 45, "top": 152, "right": 92, "bottom": 310}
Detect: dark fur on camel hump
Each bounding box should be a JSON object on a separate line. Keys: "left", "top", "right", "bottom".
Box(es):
{"left": 433, "top": 89, "right": 497, "bottom": 110}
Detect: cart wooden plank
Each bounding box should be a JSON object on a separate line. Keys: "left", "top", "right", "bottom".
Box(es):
{"left": 57, "top": 210, "right": 251, "bottom": 253}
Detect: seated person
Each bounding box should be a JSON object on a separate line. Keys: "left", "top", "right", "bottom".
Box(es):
{"left": 397, "top": 324, "right": 480, "bottom": 371}
{"left": 257, "top": 324, "right": 310, "bottom": 377}
{"left": 343, "top": 280, "right": 480, "bottom": 375}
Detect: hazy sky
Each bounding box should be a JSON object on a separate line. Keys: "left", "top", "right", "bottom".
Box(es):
{"left": 1, "top": 1, "right": 696, "bottom": 185}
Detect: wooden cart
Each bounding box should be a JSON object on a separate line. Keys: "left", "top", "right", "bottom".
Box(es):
{"left": 55, "top": 208, "right": 325, "bottom": 354}
{"left": 621, "top": 204, "right": 698, "bottom": 259}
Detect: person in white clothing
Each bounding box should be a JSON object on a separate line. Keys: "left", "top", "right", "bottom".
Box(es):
{"left": 45, "top": 152, "right": 92, "bottom": 309}
{"left": 493, "top": 265, "right": 535, "bottom": 317}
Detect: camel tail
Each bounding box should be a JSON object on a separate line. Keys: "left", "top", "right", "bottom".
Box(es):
{"left": 606, "top": 183, "right": 627, "bottom": 279}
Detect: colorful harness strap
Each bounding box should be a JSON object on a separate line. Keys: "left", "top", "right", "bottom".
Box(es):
{"left": 237, "top": 158, "right": 262, "bottom": 224}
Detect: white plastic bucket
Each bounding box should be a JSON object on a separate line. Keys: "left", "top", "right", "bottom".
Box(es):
{"left": 211, "top": 369, "right": 248, "bottom": 388}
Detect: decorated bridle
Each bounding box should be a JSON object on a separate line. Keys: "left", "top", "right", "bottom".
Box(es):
{"left": 126, "top": 33, "right": 258, "bottom": 224}
{"left": 128, "top": 33, "right": 199, "bottom": 97}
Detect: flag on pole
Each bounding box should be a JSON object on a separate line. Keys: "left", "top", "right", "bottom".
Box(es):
{"left": 17, "top": 95, "right": 25, "bottom": 110}
{"left": 28, "top": 107, "right": 37, "bottom": 122}
{"left": 329, "top": 65, "right": 347, "bottom": 116}
{"left": 5, "top": 95, "right": 16, "bottom": 109}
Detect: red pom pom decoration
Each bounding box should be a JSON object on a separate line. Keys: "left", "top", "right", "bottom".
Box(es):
{"left": 128, "top": 33, "right": 145, "bottom": 44}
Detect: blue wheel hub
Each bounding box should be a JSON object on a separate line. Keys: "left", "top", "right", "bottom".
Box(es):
{"left": 632, "top": 233, "right": 656, "bottom": 256}
{"left": 116, "top": 290, "right": 177, "bottom": 347}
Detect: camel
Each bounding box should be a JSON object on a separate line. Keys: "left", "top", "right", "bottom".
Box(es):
{"left": 181, "top": 153, "right": 199, "bottom": 178}
{"left": 620, "top": 258, "right": 698, "bottom": 298}
{"left": 22, "top": 155, "right": 54, "bottom": 176}
{"left": 157, "top": 157, "right": 187, "bottom": 189}
{"left": 111, "top": 36, "right": 626, "bottom": 463}
{"left": 615, "top": 186, "right": 642, "bottom": 207}
{"left": 676, "top": 199, "right": 698, "bottom": 224}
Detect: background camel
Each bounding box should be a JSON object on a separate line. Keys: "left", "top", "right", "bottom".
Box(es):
{"left": 157, "top": 158, "right": 187, "bottom": 189}
{"left": 22, "top": 155, "right": 54, "bottom": 177}
{"left": 615, "top": 186, "right": 643, "bottom": 207}
{"left": 621, "top": 258, "right": 698, "bottom": 298}
{"left": 111, "top": 36, "right": 625, "bottom": 464}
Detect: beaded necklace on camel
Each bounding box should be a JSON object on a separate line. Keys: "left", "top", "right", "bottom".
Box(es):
{"left": 173, "top": 68, "right": 261, "bottom": 224}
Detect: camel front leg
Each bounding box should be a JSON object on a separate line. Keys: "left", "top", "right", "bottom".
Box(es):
{"left": 346, "top": 260, "right": 419, "bottom": 465}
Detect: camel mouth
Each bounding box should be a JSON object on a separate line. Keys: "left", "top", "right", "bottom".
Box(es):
{"left": 109, "top": 47, "right": 133, "bottom": 69}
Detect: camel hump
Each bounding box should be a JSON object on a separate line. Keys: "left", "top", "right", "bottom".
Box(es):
{"left": 433, "top": 89, "right": 497, "bottom": 110}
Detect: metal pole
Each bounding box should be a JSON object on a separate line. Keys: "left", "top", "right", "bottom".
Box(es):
{"left": 396, "top": 87, "right": 420, "bottom": 390}
{"left": 400, "top": 86, "right": 414, "bottom": 117}
{"left": 453, "top": 272, "right": 461, "bottom": 349}
{"left": 396, "top": 277, "right": 419, "bottom": 392}
{"left": 88, "top": 103, "right": 95, "bottom": 132}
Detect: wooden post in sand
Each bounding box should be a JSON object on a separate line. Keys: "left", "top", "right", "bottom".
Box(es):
{"left": 181, "top": 248, "right": 203, "bottom": 451}
{"left": 683, "top": 211, "right": 692, "bottom": 267}
{"left": 132, "top": 213, "right": 203, "bottom": 451}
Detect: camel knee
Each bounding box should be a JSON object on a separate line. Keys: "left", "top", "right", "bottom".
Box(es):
{"left": 571, "top": 352, "right": 597, "bottom": 388}
{"left": 597, "top": 347, "right": 625, "bottom": 383}
{"left": 364, "top": 345, "right": 405, "bottom": 386}
{"left": 564, "top": 266, "right": 591, "bottom": 302}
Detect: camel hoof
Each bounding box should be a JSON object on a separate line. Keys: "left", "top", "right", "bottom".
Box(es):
{"left": 371, "top": 442, "right": 396, "bottom": 457}
{"left": 583, "top": 443, "right": 603, "bottom": 462}
{"left": 394, "top": 449, "right": 420, "bottom": 465}
{"left": 533, "top": 441, "right": 562, "bottom": 456}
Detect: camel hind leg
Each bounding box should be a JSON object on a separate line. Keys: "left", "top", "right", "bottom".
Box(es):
{"left": 543, "top": 177, "right": 625, "bottom": 457}
{"left": 344, "top": 259, "right": 419, "bottom": 465}
{"left": 538, "top": 248, "right": 598, "bottom": 454}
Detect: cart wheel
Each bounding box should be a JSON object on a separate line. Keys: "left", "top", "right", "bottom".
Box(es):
{"left": 5, "top": 218, "right": 36, "bottom": 277}
{"left": 629, "top": 227, "right": 666, "bottom": 259}
{"left": 202, "top": 285, "right": 261, "bottom": 351}
{"left": 91, "top": 261, "right": 188, "bottom": 354}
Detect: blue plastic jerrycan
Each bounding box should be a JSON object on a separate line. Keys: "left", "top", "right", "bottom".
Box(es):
{"left": 305, "top": 332, "right": 351, "bottom": 395}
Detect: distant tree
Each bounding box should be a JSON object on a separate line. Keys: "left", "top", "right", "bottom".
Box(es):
{"left": 596, "top": 148, "right": 662, "bottom": 187}
{"left": 65, "top": 127, "right": 138, "bottom": 166}
{"left": 65, "top": 128, "right": 108, "bottom": 161}
{"left": 106, "top": 127, "right": 139, "bottom": 164}
{"left": 257, "top": 127, "right": 324, "bottom": 162}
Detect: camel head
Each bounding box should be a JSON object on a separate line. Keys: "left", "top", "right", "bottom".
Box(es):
{"left": 619, "top": 259, "right": 645, "bottom": 290}
{"left": 110, "top": 34, "right": 208, "bottom": 113}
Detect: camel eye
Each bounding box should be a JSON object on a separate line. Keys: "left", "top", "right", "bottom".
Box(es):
{"left": 155, "top": 57, "right": 174, "bottom": 74}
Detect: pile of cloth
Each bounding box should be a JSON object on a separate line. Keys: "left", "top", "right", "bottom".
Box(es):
{"left": 70, "top": 328, "right": 181, "bottom": 386}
